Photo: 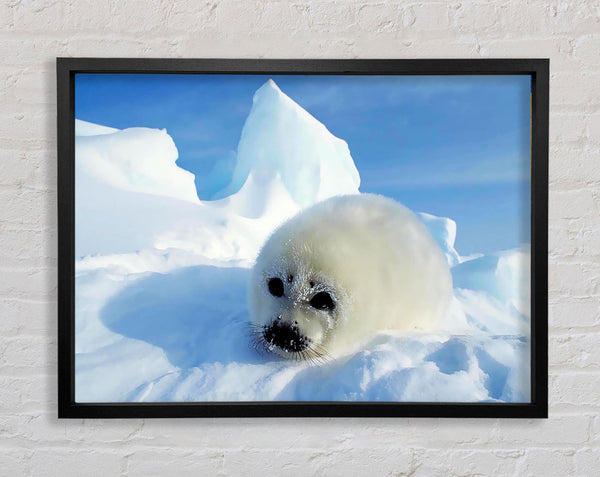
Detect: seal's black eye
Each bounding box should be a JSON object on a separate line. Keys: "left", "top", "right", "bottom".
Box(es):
{"left": 287, "top": 275, "right": 293, "bottom": 283}
{"left": 268, "top": 278, "right": 284, "bottom": 297}
{"left": 310, "top": 291, "right": 335, "bottom": 311}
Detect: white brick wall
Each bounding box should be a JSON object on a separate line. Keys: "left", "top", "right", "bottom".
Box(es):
{"left": 1, "top": 1, "right": 598, "bottom": 475}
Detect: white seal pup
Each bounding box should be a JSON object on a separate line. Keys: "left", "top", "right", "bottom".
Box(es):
{"left": 249, "top": 193, "right": 453, "bottom": 361}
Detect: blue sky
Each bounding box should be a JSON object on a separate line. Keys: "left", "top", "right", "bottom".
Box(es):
{"left": 75, "top": 73, "right": 531, "bottom": 255}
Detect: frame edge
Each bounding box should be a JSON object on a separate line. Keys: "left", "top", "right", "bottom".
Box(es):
{"left": 57, "top": 57, "right": 550, "bottom": 419}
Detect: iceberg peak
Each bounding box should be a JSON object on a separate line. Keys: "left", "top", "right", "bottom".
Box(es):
{"left": 215, "top": 80, "right": 361, "bottom": 216}
{"left": 254, "top": 78, "right": 283, "bottom": 99}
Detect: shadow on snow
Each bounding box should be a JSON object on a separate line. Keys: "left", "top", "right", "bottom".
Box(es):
{"left": 101, "top": 265, "right": 266, "bottom": 369}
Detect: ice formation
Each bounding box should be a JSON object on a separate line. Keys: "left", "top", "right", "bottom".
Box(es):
{"left": 418, "top": 212, "right": 461, "bottom": 267}
{"left": 76, "top": 120, "right": 198, "bottom": 203}
{"left": 74, "top": 81, "right": 531, "bottom": 403}
{"left": 215, "top": 79, "right": 360, "bottom": 213}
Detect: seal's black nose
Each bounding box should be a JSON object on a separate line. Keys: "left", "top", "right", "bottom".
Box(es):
{"left": 263, "top": 320, "right": 308, "bottom": 352}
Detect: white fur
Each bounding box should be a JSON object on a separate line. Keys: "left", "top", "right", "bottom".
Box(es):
{"left": 249, "top": 193, "right": 453, "bottom": 359}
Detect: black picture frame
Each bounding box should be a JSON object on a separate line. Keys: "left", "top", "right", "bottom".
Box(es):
{"left": 57, "top": 58, "right": 548, "bottom": 419}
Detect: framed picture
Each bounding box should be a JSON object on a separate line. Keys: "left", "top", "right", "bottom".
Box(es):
{"left": 57, "top": 58, "right": 548, "bottom": 418}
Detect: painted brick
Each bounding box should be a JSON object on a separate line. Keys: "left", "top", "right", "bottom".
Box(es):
{"left": 0, "top": 335, "right": 57, "bottom": 373}
{"left": 137, "top": 417, "right": 515, "bottom": 451}
{"left": 0, "top": 298, "right": 56, "bottom": 336}
{"left": 550, "top": 146, "right": 600, "bottom": 186}
{"left": 63, "top": 1, "right": 116, "bottom": 31}
{"left": 0, "top": 267, "right": 56, "bottom": 300}
{"left": 575, "top": 447, "right": 600, "bottom": 475}
{"left": 356, "top": 4, "right": 402, "bottom": 33}
{"left": 453, "top": 2, "right": 501, "bottom": 33}
{"left": 550, "top": 332, "right": 600, "bottom": 369}
{"left": 0, "top": 228, "right": 55, "bottom": 265}
{"left": 553, "top": 71, "right": 600, "bottom": 106}
{"left": 308, "top": 2, "right": 358, "bottom": 33}
{"left": 0, "top": 37, "right": 69, "bottom": 67}
{"left": 548, "top": 225, "right": 581, "bottom": 257}
{"left": 0, "top": 376, "right": 50, "bottom": 414}
{"left": 0, "top": 188, "right": 57, "bottom": 228}
{"left": 551, "top": 113, "right": 587, "bottom": 144}
{"left": 29, "top": 449, "right": 123, "bottom": 477}
{"left": 519, "top": 448, "right": 576, "bottom": 476}
{"left": 549, "top": 297, "right": 600, "bottom": 328}
{"left": 410, "top": 3, "right": 453, "bottom": 31}
{"left": 12, "top": 68, "right": 56, "bottom": 105}
{"left": 551, "top": 373, "right": 600, "bottom": 407}
{"left": 592, "top": 415, "right": 600, "bottom": 445}
{"left": 548, "top": 260, "right": 600, "bottom": 297}
{"left": 572, "top": 34, "right": 600, "bottom": 67}
{"left": 413, "top": 448, "right": 523, "bottom": 477}
{"left": 587, "top": 113, "right": 600, "bottom": 144}
{"left": 126, "top": 449, "right": 224, "bottom": 476}
{"left": 62, "top": 419, "right": 147, "bottom": 445}
{"left": 549, "top": 189, "right": 599, "bottom": 221}
{"left": 0, "top": 149, "right": 56, "bottom": 190}
{"left": 0, "top": 449, "right": 32, "bottom": 477}
{"left": 11, "top": 0, "right": 67, "bottom": 32}
{"left": 493, "top": 415, "right": 590, "bottom": 445}
{"left": 0, "top": 0, "right": 599, "bottom": 475}
{"left": 161, "top": 2, "right": 219, "bottom": 32}
{"left": 103, "top": 1, "right": 165, "bottom": 33}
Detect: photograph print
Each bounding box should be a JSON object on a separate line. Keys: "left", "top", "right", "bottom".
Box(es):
{"left": 73, "top": 68, "right": 533, "bottom": 405}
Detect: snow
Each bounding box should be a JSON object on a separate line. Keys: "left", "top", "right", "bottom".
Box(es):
{"left": 76, "top": 125, "right": 199, "bottom": 203}
{"left": 418, "top": 212, "right": 461, "bottom": 267}
{"left": 74, "top": 80, "right": 531, "bottom": 403}
{"left": 452, "top": 246, "right": 531, "bottom": 320}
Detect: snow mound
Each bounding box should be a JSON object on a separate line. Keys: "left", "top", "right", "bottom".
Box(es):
{"left": 74, "top": 166, "right": 204, "bottom": 258}
{"left": 452, "top": 245, "right": 531, "bottom": 318}
{"left": 418, "top": 212, "right": 461, "bottom": 267}
{"left": 216, "top": 79, "right": 360, "bottom": 216}
{"left": 75, "top": 119, "right": 120, "bottom": 136}
{"left": 76, "top": 125, "right": 199, "bottom": 204}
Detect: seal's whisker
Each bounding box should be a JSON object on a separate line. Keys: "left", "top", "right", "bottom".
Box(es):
{"left": 309, "top": 346, "right": 331, "bottom": 365}
{"left": 308, "top": 343, "right": 330, "bottom": 361}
